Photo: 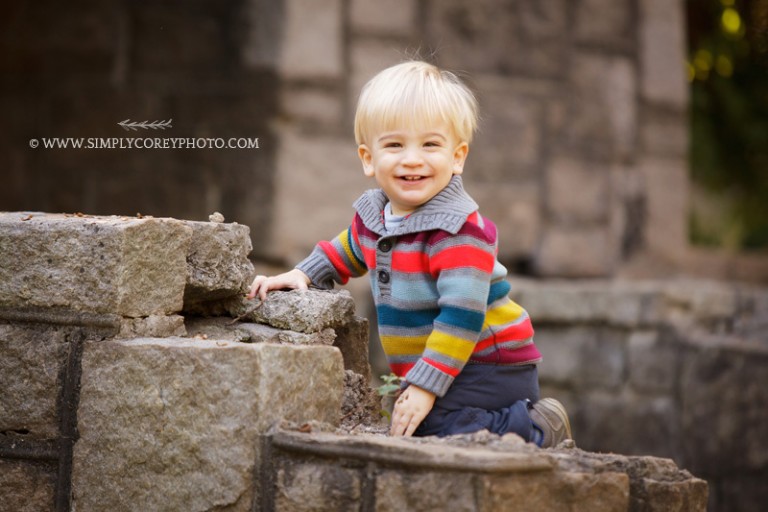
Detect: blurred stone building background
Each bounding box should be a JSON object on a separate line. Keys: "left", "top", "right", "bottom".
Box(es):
{"left": 3, "top": 0, "right": 766, "bottom": 280}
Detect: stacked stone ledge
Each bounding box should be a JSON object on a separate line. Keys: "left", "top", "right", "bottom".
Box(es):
{"left": 0, "top": 211, "right": 357, "bottom": 511}
{"left": 0, "top": 212, "right": 709, "bottom": 511}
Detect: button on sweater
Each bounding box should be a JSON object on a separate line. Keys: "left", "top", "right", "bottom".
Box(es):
{"left": 296, "top": 176, "right": 542, "bottom": 397}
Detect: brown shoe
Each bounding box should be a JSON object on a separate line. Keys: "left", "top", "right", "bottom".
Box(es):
{"left": 529, "top": 398, "right": 573, "bottom": 448}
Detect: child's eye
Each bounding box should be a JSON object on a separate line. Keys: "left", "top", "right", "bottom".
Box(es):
{"left": 384, "top": 142, "right": 402, "bottom": 148}
{"left": 424, "top": 141, "right": 442, "bottom": 147}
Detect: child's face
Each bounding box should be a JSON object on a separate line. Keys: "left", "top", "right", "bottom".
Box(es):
{"left": 358, "top": 122, "right": 469, "bottom": 216}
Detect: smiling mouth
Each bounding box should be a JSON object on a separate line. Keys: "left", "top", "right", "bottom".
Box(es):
{"left": 401, "top": 176, "right": 425, "bottom": 181}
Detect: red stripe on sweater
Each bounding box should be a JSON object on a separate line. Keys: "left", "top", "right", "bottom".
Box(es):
{"left": 389, "top": 362, "right": 415, "bottom": 377}
{"left": 430, "top": 245, "right": 495, "bottom": 276}
{"left": 423, "top": 358, "right": 461, "bottom": 377}
{"left": 473, "top": 323, "right": 535, "bottom": 353}
{"left": 318, "top": 241, "right": 351, "bottom": 283}
{"left": 470, "top": 343, "right": 542, "bottom": 364}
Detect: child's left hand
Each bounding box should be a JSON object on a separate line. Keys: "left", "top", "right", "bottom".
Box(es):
{"left": 390, "top": 385, "right": 436, "bottom": 437}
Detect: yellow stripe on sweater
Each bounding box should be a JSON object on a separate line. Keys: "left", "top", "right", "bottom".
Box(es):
{"left": 485, "top": 299, "right": 526, "bottom": 325}
{"left": 381, "top": 335, "right": 428, "bottom": 356}
{"left": 338, "top": 228, "right": 366, "bottom": 276}
{"left": 426, "top": 331, "right": 476, "bottom": 361}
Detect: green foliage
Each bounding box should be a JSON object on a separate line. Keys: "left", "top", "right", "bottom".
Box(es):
{"left": 687, "top": 0, "right": 768, "bottom": 249}
{"left": 376, "top": 373, "right": 404, "bottom": 398}
{"left": 376, "top": 373, "right": 404, "bottom": 421}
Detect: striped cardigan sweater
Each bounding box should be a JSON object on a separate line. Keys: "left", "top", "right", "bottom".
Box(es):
{"left": 297, "top": 176, "right": 541, "bottom": 397}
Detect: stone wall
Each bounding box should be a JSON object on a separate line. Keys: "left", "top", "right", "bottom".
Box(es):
{"left": 269, "top": 0, "right": 690, "bottom": 278}
{"left": 0, "top": 212, "right": 709, "bottom": 511}
{"left": 510, "top": 278, "right": 768, "bottom": 512}
{"left": 1, "top": 0, "right": 707, "bottom": 278}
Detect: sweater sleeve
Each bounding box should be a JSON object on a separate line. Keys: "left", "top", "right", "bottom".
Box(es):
{"left": 404, "top": 216, "right": 497, "bottom": 397}
{"left": 295, "top": 216, "right": 368, "bottom": 289}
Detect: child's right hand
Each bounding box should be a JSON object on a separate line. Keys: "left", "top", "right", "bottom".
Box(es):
{"left": 247, "top": 269, "right": 311, "bottom": 301}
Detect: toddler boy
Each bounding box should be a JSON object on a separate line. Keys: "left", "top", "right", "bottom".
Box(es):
{"left": 249, "top": 61, "right": 571, "bottom": 447}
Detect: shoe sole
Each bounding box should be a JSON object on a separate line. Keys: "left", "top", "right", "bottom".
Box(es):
{"left": 537, "top": 398, "right": 573, "bottom": 442}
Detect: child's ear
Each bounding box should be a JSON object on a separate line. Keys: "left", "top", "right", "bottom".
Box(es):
{"left": 452, "top": 142, "right": 469, "bottom": 175}
{"left": 358, "top": 144, "right": 375, "bottom": 177}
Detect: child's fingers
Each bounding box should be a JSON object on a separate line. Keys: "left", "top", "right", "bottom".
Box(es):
{"left": 248, "top": 275, "right": 268, "bottom": 300}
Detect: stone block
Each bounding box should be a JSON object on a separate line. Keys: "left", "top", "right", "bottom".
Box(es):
{"left": 468, "top": 180, "right": 541, "bottom": 259}
{"left": 274, "top": 461, "right": 362, "bottom": 512}
{"left": 0, "top": 213, "right": 192, "bottom": 317}
{"left": 279, "top": 0, "right": 343, "bottom": 79}
{"left": 534, "top": 326, "right": 627, "bottom": 390}
{"left": 552, "top": 452, "right": 708, "bottom": 512}
{"left": 116, "top": 315, "right": 186, "bottom": 339}
{"left": 185, "top": 316, "right": 336, "bottom": 345}
{"left": 627, "top": 330, "right": 678, "bottom": 394}
{"left": 0, "top": 459, "right": 56, "bottom": 512}
{"left": 181, "top": 219, "right": 254, "bottom": 306}
{"left": 478, "top": 471, "right": 629, "bottom": 512}
{"left": 349, "top": 39, "right": 409, "bottom": 112}
{"left": 639, "top": 0, "right": 688, "bottom": 108}
{"left": 545, "top": 155, "right": 611, "bottom": 224}
{"left": 574, "top": 0, "right": 633, "bottom": 47}
{"left": 333, "top": 315, "right": 371, "bottom": 379}
{"left": 270, "top": 430, "right": 706, "bottom": 511}
{"left": 271, "top": 129, "right": 369, "bottom": 262}
{"left": 350, "top": 0, "right": 416, "bottom": 35}
{"left": 639, "top": 157, "right": 689, "bottom": 262}
{"left": 560, "top": 53, "right": 637, "bottom": 161}
{"left": 375, "top": 470, "right": 477, "bottom": 512}
{"left": 641, "top": 108, "right": 689, "bottom": 158}
{"left": 0, "top": 323, "right": 71, "bottom": 439}
{"left": 240, "top": 289, "right": 356, "bottom": 334}
{"left": 279, "top": 85, "right": 344, "bottom": 131}
{"left": 679, "top": 336, "right": 768, "bottom": 475}
{"left": 72, "top": 337, "right": 344, "bottom": 512}
{"left": 426, "top": 0, "right": 567, "bottom": 78}
{"left": 535, "top": 225, "right": 618, "bottom": 277}
{"left": 573, "top": 391, "right": 680, "bottom": 459}
{"left": 469, "top": 77, "right": 544, "bottom": 181}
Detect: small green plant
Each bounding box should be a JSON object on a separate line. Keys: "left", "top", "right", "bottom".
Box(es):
{"left": 376, "top": 373, "right": 404, "bottom": 397}
{"left": 376, "top": 373, "right": 404, "bottom": 421}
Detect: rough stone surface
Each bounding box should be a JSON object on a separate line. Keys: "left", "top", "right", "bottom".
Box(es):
{"left": 536, "top": 225, "right": 618, "bottom": 277}
{"left": 639, "top": 0, "right": 688, "bottom": 108}
{"left": 375, "top": 470, "right": 477, "bottom": 512}
{"left": 181, "top": 220, "right": 254, "bottom": 306}
{"left": 72, "top": 337, "right": 344, "bottom": 512}
{"left": 514, "top": 278, "right": 766, "bottom": 511}
{"left": 0, "top": 212, "right": 191, "bottom": 317}
{"left": 279, "top": 0, "right": 342, "bottom": 79}
{"left": 341, "top": 370, "right": 383, "bottom": 431}
{"left": 479, "top": 471, "right": 630, "bottom": 512}
{"left": 269, "top": 429, "right": 707, "bottom": 511}
{"left": 0, "top": 459, "right": 56, "bottom": 512}
{"left": 679, "top": 335, "right": 768, "bottom": 476}
{"left": 332, "top": 315, "right": 371, "bottom": 379}
{"left": 350, "top": 0, "right": 416, "bottom": 35}
{"left": 185, "top": 316, "right": 336, "bottom": 345}
{"left": 239, "top": 289, "right": 356, "bottom": 334}
{"left": 116, "top": 314, "right": 186, "bottom": 339}
{"left": 0, "top": 323, "right": 70, "bottom": 438}
{"left": 274, "top": 461, "right": 362, "bottom": 512}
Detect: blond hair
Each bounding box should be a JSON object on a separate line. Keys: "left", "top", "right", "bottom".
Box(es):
{"left": 353, "top": 61, "right": 478, "bottom": 146}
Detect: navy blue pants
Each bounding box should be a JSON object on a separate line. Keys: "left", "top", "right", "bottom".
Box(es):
{"left": 414, "top": 364, "right": 539, "bottom": 440}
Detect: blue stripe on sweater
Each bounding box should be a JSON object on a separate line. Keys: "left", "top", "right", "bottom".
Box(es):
{"left": 377, "top": 303, "right": 485, "bottom": 332}
{"left": 437, "top": 305, "right": 486, "bottom": 332}
{"left": 488, "top": 280, "right": 512, "bottom": 304}
{"left": 377, "top": 304, "right": 438, "bottom": 328}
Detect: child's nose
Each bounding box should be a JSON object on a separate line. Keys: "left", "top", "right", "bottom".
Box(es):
{"left": 401, "top": 147, "right": 423, "bottom": 166}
